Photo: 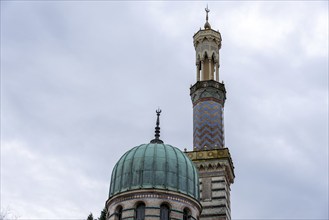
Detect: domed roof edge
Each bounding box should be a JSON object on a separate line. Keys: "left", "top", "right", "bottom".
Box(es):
{"left": 109, "top": 143, "right": 200, "bottom": 199}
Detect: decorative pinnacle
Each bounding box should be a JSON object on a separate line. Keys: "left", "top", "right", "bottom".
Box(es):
{"left": 150, "top": 108, "right": 164, "bottom": 144}
{"left": 204, "top": 5, "right": 211, "bottom": 29}
{"left": 205, "top": 5, "right": 210, "bottom": 21}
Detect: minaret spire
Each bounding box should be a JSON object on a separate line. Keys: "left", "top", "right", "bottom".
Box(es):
{"left": 150, "top": 108, "right": 163, "bottom": 144}
{"left": 188, "top": 9, "right": 235, "bottom": 220}
{"left": 188, "top": 10, "right": 235, "bottom": 220}
{"left": 192, "top": 8, "right": 224, "bottom": 149}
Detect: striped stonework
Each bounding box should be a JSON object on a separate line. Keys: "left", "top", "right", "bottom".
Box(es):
{"left": 190, "top": 80, "right": 226, "bottom": 151}
{"left": 105, "top": 189, "right": 201, "bottom": 220}
{"left": 185, "top": 149, "right": 235, "bottom": 220}
{"left": 193, "top": 100, "right": 224, "bottom": 150}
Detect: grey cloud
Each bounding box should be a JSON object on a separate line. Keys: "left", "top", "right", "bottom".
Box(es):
{"left": 1, "top": 1, "right": 328, "bottom": 219}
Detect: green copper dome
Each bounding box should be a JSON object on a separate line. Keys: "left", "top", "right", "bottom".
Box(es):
{"left": 109, "top": 143, "right": 199, "bottom": 200}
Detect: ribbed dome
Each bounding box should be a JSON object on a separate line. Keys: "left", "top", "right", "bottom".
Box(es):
{"left": 109, "top": 143, "right": 199, "bottom": 200}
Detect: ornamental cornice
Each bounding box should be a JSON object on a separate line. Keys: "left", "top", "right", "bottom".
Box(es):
{"left": 196, "top": 161, "right": 226, "bottom": 171}
{"left": 193, "top": 29, "right": 222, "bottom": 48}
{"left": 193, "top": 29, "right": 221, "bottom": 41}
{"left": 190, "top": 80, "right": 225, "bottom": 94}
{"left": 106, "top": 189, "right": 202, "bottom": 212}
{"left": 190, "top": 80, "right": 226, "bottom": 106}
{"left": 185, "top": 148, "right": 235, "bottom": 183}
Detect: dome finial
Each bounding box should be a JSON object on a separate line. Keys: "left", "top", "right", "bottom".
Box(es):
{"left": 150, "top": 108, "right": 164, "bottom": 144}
{"left": 204, "top": 5, "right": 211, "bottom": 29}
{"left": 205, "top": 4, "right": 210, "bottom": 21}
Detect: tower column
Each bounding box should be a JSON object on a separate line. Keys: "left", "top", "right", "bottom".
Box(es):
{"left": 208, "top": 58, "right": 212, "bottom": 80}
{"left": 196, "top": 63, "right": 200, "bottom": 81}
{"left": 201, "top": 60, "right": 204, "bottom": 80}
{"left": 191, "top": 81, "right": 226, "bottom": 150}
{"left": 216, "top": 61, "right": 219, "bottom": 81}
{"left": 188, "top": 6, "right": 235, "bottom": 220}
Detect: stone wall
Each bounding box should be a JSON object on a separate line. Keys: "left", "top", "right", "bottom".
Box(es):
{"left": 106, "top": 189, "right": 201, "bottom": 220}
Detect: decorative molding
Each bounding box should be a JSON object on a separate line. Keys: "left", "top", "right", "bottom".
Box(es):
{"left": 190, "top": 80, "right": 226, "bottom": 106}
{"left": 106, "top": 189, "right": 202, "bottom": 213}
{"left": 193, "top": 29, "right": 222, "bottom": 48}
{"left": 186, "top": 148, "right": 230, "bottom": 160}
{"left": 185, "top": 149, "right": 235, "bottom": 184}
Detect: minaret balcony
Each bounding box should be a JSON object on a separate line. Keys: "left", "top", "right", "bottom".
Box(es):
{"left": 190, "top": 80, "right": 226, "bottom": 106}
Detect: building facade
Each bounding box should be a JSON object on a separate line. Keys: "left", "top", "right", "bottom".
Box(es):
{"left": 105, "top": 8, "right": 234, "bottom": 220}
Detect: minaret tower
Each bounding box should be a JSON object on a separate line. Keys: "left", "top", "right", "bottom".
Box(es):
{"left": 186, "top": 7, "right": 235, "bottom": 220}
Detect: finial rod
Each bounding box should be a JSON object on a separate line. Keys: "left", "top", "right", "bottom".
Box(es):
{"left": 204, "top": 5, "right": 211, "bottom": 29}
{"left": 150, "top": 108, "right": 164, "bottom": 144}
{"left": 205, "top": 5, "right": 210, "bottom": 21}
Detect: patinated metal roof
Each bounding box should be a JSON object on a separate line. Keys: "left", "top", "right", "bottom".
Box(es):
{"left": 109, "top": 143, "right": 199, "bottom": 200}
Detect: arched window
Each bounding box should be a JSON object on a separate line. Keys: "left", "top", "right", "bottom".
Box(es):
{"left": 115, "top": 206, "right": 122, "bottom": 220}
{"left": 183, "top": 208, "right": 191, "bottom": 220}
{"left": 160, "top": 204, "right": 170, "bottom": 220}
{"left": 135, "top": 203, "right": 145, "bottom": 220}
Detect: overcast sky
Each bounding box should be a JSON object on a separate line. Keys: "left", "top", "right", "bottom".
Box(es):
{"left": 1, "top": 1, "right": 328, "bottom": 219}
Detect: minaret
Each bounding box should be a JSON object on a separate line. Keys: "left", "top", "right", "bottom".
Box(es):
{"left": 185, "top": 7, "right": 235, "bottom": 220}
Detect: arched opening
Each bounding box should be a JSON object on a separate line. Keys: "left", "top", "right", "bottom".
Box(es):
{"left": 183, "top": 208, "right": 191, "bottom": 220}
{"left": 197, "top": 54, "right": 202, "bottom": 81}
{"left": 115, "top": 206, "right": 122, "bottom": 220}
{"left": 211, "top": 53, "right": 216, "bottom": 80}
{"left": 203, "top": 53, "right": 209, "bottom": 80}
{"left": 160, "top": 204, "right": 170, "bottom": 220}
{"left": 135, "top": 202, "right": 145, "bottom": 220}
